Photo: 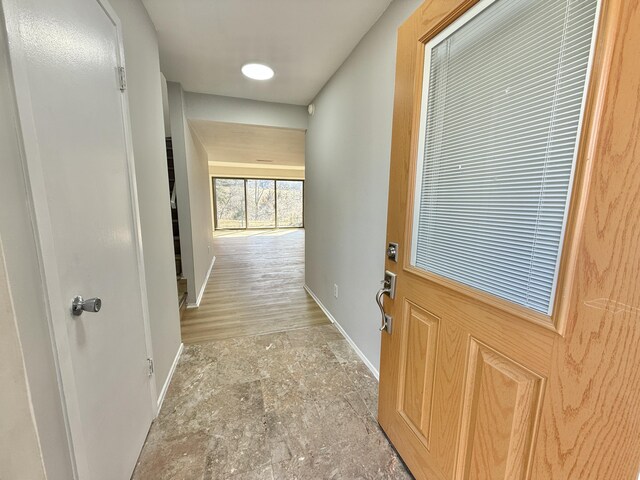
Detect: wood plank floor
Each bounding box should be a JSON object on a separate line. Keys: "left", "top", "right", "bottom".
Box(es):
{"left": 181, "top": 229, "right": 329, "bottom": 344}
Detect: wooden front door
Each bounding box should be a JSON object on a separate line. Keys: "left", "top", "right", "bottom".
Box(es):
{"left": 378, "top": 1, "right": 640, "bottom": 479}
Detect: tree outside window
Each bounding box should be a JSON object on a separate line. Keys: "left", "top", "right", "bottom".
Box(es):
{"left": 213, "top": 178, "right": 303, "bottom": 230}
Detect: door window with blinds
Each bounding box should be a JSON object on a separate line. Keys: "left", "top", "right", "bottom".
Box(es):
{"left": 411, "top": 0, "right": 599, "bottom": 314}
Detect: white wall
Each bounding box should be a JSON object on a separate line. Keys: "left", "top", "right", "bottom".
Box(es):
{"left": 109, "top": 0, "right": 182, "bottom": 396}
{"left": 0, "top": 9, "right": 74, "bottom": 478}
{"left": 186, "top": 121, "right": 214, "bottom": 303}
{"left": 161, "top": 73, "right": 171, "bottom": 135}
{"left": 0, "top": 236, "right": 47, "bottom": 480}
{"left": 185, "top": 92, "right": 308, "bottom": 130}
{"left": 305, "top": 0, "right": 422, "bottom": 372}
{"left": 168, "top": 82, "right": 214, "bottom": 305}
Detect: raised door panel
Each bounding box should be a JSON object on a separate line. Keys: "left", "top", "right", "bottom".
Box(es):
{"left": 456, "top": 339, "right": 544, "bottom": 480}
{"left": 398, "top": 301, "right": 440, "bottom": 448}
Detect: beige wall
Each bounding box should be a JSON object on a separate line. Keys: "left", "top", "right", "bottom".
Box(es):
{"left": 209, "top": 164, "right": 305, "bottom": 180}
{"left": 110, "top": 0, "right": 182, "bottom": 396}
{"left": 191, "top": 121, "right": 305, "bottom": 167}
{"left": 0, "top": 236, "right": 47, "bottom": 480}
{"left": 200, "top": 120, "right": 306, "bottom": 185}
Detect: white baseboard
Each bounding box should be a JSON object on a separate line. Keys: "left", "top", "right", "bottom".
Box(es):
{"left": 156, "top": 343, "right": 183, "bottom": 414}
{"left": 304, "top": 285, "right": 379, "bottom": 380}
{"left": 187, "top": 255, "right": 215, "bottom": 308}
{"left": 303, "top": 284, "right": 335, "bottom": 325}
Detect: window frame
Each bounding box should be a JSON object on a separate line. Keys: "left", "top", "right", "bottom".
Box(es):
{"left": 212, "top": 177, "right": 247, "bottom": 230}
{"left": 212, "top": 177, "right": 304, "bottom": 231}
{"left": 403, "top": 0, "right": 603, "bottom": 328}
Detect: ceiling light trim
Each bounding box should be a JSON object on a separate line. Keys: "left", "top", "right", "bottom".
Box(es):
{"left": 241, "top": 63, "right": 275, "bottom": 81}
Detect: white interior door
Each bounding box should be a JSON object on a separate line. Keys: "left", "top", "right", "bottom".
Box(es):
{"left": 3, "top": 0, "right": 156, "bottom": 478}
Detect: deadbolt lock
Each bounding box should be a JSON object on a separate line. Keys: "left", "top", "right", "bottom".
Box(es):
{"left": 387, "top": 242, "right": 398, "bottom": 262}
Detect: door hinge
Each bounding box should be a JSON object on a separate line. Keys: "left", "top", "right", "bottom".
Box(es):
{"left": 117, "top": 66, "right": 127, "bottom": 91}
{"left": 147, "top": 357, "right": 154, "bottom": 376}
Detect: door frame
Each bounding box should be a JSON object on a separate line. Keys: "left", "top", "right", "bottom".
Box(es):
{"left": 2, "top": 0, "right": 158, "bottom": 477}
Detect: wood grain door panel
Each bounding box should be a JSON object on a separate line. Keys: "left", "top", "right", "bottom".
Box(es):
{"left": 456, "top": 339, "right": 544, "bottom": 480}
{"left": 382, "top": 284, "right": 551, "bottom": 480}
{"left": 397, "top": 301, "right": 440, "bottom": 449}
{"left": 378, "top": 0, "right": 640, "bottom": 479}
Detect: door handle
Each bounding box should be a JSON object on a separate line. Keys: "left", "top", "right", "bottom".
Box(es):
{"left": 72, "top": 296, "right": 102, "bottom": 316}
{"left": 376, "top": 288, "right": 392, "bottom": 333}
{"left": 376, "top": 271, "right": 396, "bottom": 334}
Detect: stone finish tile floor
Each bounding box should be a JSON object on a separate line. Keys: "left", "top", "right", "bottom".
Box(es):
{"left": 132, "top": 324, "right": 412, "bottom": 480}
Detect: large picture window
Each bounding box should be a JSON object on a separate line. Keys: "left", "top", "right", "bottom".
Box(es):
{"left": 213, "top": 178, "right": 246, "bottom": 229}
{"left": 276, "top": 180, "right": 303, "bottom": 228}
{"left": 213, "top": 178, "right": 304, "bottom": 230}
{"left": 246, "top": 179, "right": 276, "bottom": 228}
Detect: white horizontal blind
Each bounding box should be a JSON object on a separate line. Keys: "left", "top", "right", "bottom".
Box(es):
{"left": 412, "top": 0, "right": 598, "bottom": 314}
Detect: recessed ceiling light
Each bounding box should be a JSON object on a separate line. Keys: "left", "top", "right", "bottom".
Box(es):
{"left": 241, "top": 63, "right": 274, "bottom": 81}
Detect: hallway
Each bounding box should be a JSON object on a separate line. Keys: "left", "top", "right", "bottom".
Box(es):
{"left": 133, "top": 229, "right": 411, "bottom": 478}
{"left": 181, "top": 229, "right": 329, "bottom": 343}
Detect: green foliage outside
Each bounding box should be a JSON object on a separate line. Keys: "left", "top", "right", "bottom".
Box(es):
{"left": 214, "top": 178, "right": 303, "bottom": 229}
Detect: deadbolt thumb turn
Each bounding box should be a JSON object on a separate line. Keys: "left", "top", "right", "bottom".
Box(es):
{"left": 72, "top": 296, "right": 102, "bottom": 316}
{"left": 376, "top": 270, "right": 396, "bottom": 334}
